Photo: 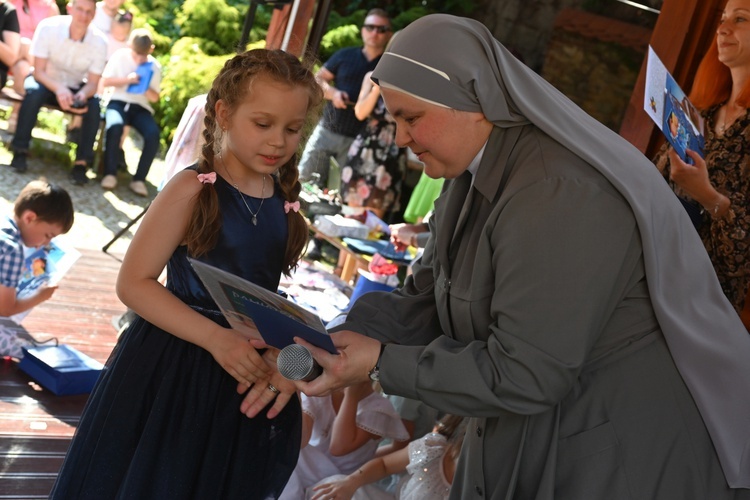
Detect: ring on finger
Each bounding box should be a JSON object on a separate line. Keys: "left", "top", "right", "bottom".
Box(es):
{"left": 267, "top": 383, "right": 279, "bottom": 394}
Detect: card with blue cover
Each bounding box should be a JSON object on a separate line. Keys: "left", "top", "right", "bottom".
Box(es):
{"left": 188, "top": 259, "right": 336, "bottom": 354}
{"left": 644, "top": 46, "right": 705, "bottom": 164}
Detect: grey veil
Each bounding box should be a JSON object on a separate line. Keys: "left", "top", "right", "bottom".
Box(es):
{"left": 371, "top": 14, "right": 750, "bottom": 488}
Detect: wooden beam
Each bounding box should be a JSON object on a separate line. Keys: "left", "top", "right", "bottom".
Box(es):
{"left": 619, "top": 0, "right": 723, "bottom": 159}
{"left": 266, "top": 0, "right": 317, "bottom": 58}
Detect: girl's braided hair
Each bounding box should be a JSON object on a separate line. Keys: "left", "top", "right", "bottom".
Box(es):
{"left": 185, "top": 49, "right": 323, "bottom": 275}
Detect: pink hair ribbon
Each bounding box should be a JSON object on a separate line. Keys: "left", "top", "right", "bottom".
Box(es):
{"left": 284, "top": 200, "right": 300, "bottom": 214}
{"left": 197, "top": 172, "right": 217, "bottom": 185}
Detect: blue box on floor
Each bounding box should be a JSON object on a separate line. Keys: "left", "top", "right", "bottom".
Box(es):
{"left": 19, "top": 344, "right": 104, "bottom": 395}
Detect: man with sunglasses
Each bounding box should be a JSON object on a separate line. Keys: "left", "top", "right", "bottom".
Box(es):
{"left": 299, "top": 8, "right": 392, "bottom": 191}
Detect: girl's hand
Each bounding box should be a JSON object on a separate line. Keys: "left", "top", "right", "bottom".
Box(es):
{"left": 239, "top": 347, "right": 298, "bottom": 419}
{"left": 310, "top": 478, "right": 357, "bottom": 500}
{"left": 209, "top": 327, "right": 270, "bottom": 391}
{"left": 667, "top": 148, "right": 715, "bottom": 204}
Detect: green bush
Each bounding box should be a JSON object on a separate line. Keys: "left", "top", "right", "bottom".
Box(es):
{"left": 129, "top": 0, "right": 184, "bottom": 41}
{"left": 392, "top": 7, "right": 432, "bottom": 30}
{"left": 329, "top": 0, "right": 473, "bottom": 16}
{"left": 122, "top": 4, "right": 173, "bottom": 55}
{"left": 153, "top": 38, "right": 227, "bottom": 146}
{"left": 122, "top": 0, "right": 435, "bottom": 155}
{"left": 153, "top": 38, "right": 268, "bottom": 146}
{"left": 318, "top": 25, "right": 361, "bottom": 62}
{"left": 175, "top": 0, "right": 243, "bottom": 55}
{"left": 317, "top": 7, "right": 432, "bottom": 63}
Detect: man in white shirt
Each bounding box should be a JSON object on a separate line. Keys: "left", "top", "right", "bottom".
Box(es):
{"left": 8, "top": 0, "right": 107, "bottom": 185}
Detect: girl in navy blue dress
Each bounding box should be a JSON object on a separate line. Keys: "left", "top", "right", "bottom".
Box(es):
{"left": 50, "top": 49, "right": 323, "bottom": 499}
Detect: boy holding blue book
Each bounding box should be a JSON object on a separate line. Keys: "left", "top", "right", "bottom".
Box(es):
{"left": 99, "top": 28, "right": 162, "bottom": 197}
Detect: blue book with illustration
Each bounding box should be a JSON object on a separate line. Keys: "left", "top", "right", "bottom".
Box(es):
{"left": 127, "top": 61, "right": 154, "bottom": 94}
{"left": 644, "top": 46, "right": 705, "bottom": 164}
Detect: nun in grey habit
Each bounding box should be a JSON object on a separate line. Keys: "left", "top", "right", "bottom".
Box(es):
{"left": 295, "top": 14, "right": 750, "bottom": 500}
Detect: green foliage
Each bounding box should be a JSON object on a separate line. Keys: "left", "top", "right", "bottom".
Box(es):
{"left": 36, "top": 108, "right": 65, "bottom": 133}
{"left": 392, "top": 7, "right": 432, "bottom": 30}
{"left": 119, "top": 0, "right": 441, "bottom": 155}
{"left": 318, "top": 25, "right": 361, "bottom": 61}
{"left": 175, "top": 0, "right": 243, "bottom": 55}
{"left": 324, "top": 9, "right": 366, "bottom": 33}
{"left": 152, "top": 38, "right": 230, "bottom": 145}
{"left": 318, "top": 6, "right": 431, "bottom": 62}
{"left": 329, "top": 0, "right": 474, "bottom": 16}
{"left": 121, "top": 3, "right": 172, "bottom": 54}
{"left": 129, "top": 0, "right": 183, "bottom": 41}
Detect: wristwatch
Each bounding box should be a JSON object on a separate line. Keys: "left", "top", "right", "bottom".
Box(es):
{"left": 368, "top": 343, "right": 386, "bottom": 382}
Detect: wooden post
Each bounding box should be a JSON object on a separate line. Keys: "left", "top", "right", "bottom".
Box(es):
{"left": 619, "top": 0, "right": 723, "bottom": 159}
{"left": 265, "top": 0, "right": 317, "bottom": 58}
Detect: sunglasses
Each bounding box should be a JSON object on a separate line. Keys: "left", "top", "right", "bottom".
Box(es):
{"left": 363, "top": 24, "right": 391, "bottom": 34}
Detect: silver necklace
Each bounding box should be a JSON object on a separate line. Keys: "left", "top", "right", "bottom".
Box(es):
{"left": 720, "top": 102, "right": 744, "bottom": 134}
{"left": 221, "top": 155, "right": 266, "bottom": 226}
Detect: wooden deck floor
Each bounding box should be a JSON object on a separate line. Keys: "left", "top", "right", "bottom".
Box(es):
{"left": 0, "top": 248, "right": 125, "bottom": 499}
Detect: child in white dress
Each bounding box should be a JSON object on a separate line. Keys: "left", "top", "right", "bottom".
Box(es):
{"left": 310, "top": 414, "right": 467, "bottom": 500}
{"left": 279, "top": 381, "right": 409, "bottom": 499}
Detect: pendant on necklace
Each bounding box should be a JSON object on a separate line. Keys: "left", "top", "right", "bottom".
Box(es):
{"left": 226, "top": 169, "right": 265, "bottom": 226}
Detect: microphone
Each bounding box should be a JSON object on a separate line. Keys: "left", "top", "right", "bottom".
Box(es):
{"left": 277, "top": 344, "right": 322, "bottom": 381}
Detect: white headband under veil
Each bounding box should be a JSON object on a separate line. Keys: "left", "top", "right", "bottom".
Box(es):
{"left": 373, "top": 13, "right": 750, "bottom": 488}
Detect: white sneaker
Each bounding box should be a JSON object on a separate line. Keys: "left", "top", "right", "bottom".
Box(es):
{"left": 100, "top": 174, "right": 117, "bottom": 190}
{"left": 129, "top": 180, "right": 148, "bottom": 197}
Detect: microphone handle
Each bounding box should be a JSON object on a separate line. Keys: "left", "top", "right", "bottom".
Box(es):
{"left": 300, "top": 361, "right": 322, "bottom": 382}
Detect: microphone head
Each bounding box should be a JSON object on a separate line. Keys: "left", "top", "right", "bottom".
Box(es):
{"left": 277, "top": 344, "right": 319, "bottom": 381}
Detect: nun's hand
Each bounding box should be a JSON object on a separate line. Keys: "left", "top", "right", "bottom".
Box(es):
{"left": 293, "top": 331, "right": 382, "bottom": 397}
